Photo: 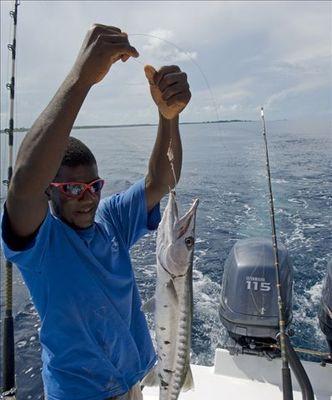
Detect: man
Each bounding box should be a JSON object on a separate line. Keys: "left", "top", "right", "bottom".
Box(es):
{"left": 1, "top": 24, "right": 191, "bottom": 400}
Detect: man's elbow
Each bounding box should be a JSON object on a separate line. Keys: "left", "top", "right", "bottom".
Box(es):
{"left": 145, "top": 175, "right": 169, "bottom": 211}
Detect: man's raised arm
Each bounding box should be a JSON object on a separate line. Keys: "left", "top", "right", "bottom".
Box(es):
{"left": 144, "top": 65, "right": 191, "bottom": 211}
{"left": 6, "top": 24, "right": 139, "bottom": 238}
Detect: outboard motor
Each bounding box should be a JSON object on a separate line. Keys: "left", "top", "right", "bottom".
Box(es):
{"left": 219, "top": 237, "right": 293, "bottom": 354}
{"left": 319, "top": 260, "right": 332, "bottom": 355}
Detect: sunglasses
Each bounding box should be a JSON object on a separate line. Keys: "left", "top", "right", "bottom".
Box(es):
{"left": 50, "top": 178, "right": 105, "bottom": 199}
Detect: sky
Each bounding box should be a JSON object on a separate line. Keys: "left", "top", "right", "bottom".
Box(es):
{"left": 0, "top": 0, "right": 331, "bottom": 127}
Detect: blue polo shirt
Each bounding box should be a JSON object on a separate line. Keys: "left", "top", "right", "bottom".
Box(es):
{"left": 1, "top": 178, "right": 160, "bottom": 400}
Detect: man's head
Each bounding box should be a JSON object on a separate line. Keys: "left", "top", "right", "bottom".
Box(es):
{"left": 48, "top": 137, "right": 102, "bottom": 230}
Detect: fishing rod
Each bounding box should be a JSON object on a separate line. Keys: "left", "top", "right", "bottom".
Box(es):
{"left": 2, "top": 1, "right": 20, "bottom": 399}
{"left": 260, "top": 107, "right": 294, "bottom": 400}
{"left": 260, "top": 108, "right": 315, "bottom": 400}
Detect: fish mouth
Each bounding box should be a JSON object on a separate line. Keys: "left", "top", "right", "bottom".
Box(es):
{"left": 169, "top": 190, "right": 179, "bottom": 220}
{"left": 163, "top": 191, "right": 199, "bottom": 240}
{"left": 188, "top": 198, "right": 199, "bottom": 214}
{"left": 176, "top": 198, "right": 199, "bottom": 239}
{"left": 170, "top": 191, "right": 198, "bottom": 220}
{"left": 180, "top": 198, "right": 199, "bottom": 221}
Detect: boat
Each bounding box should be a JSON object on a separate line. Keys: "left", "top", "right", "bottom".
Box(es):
{"left": 143, "top": 238, "right": 332, "bottom": 399}
{"left": 1, "top": 2, "right": 331, "bottom": 399}
{"left": 143, "top": 347, "right": 332, "bottom": 399}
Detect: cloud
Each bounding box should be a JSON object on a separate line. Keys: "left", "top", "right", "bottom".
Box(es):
{"left": 265, "top": 77, "right": 332, "bottom": 110}
{"left": 187, "top": 77, "right": 255, "bottom": 120}
{"left": 0, "top": 1, "right": 331, "bottom": 126}
{"left": 141, "top": 29, "right": 197, "bottom": 63}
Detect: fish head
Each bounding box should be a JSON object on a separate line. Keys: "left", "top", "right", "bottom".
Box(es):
{"left": 158, "top": 192, "right": 199, "bottom": 277}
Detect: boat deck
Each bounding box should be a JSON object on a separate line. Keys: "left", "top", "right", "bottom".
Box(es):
{"left": 143, "top": 349, "right": 332, "bottom": 399}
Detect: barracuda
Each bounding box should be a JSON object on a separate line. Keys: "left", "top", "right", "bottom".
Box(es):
{"left": 142, "top": 190, "right": 199, "bottom": 400}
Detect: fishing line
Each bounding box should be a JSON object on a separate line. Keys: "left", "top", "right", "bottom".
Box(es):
{"left": 166, "top": 139, "right": 178, "bottom": 190}
{"left": 128, "top": 33, "right": 223, "bottom": 194}
{"left": 128, "top": 33, "right": 220, "bottom": 125}
{"left": 128, "top": 33, "right": 223, "bottom": 134}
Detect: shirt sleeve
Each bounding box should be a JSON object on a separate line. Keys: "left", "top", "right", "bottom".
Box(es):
{"left": 1, "top": 204, "right": 52, "bottom": 273}
{"left": 97, "top": 178, "right": 161, "bottom": 248}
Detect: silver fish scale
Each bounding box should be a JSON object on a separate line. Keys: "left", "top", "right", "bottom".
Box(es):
{"left": 150, "top": 191, "right": 198, "bottom": 400}
{"left": 155, "top": 268, "right": 193, "bottom": 400}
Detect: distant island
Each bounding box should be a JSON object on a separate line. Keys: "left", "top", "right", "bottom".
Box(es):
{"left": 0, "top": 119, "right": 255, "bottom": 133}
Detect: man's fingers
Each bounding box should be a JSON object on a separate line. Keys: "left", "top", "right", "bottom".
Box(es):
{"left": 103, "top": 42, "right": 139, "bottom": 58}
{"left": 86, "top": 24, "right": 123, "bottom": 46}
{"left": 161, "top": 82, "right": 190, "bottom": 101}
{"left": 121, "top": 54, "right": 130, "bottom": 62}
{"left": 155, "top": 65, "right": 181, "bottom": 86}
{"left": 144, "top": 65, "right": 157, "bottom": 85}
{"left": 90, "top": 23, "right": 122, "bottom": 34}
{"left": 166, "top": 91, "right": 191, "bottom": 107}
{"left": 159, "top": 73, "right": 179, "bottom": 93}
{"left": 96, "top": 33, "right": 139, "bottom": 59}
{"left": 145, "top": 64, "right": 191, "bottom": 117}
{"left": 97, "top": 33, "right": 129, "bottom": 43}
{"left": 159, "top": 72, "right": 188, "bottom": 93}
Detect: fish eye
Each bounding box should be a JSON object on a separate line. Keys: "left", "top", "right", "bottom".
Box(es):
{"left": 185, "top": 236, "right": 194, "bottom": 248}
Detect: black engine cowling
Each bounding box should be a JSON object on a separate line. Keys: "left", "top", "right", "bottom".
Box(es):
{"left": 219, "top": 237, "right": 293, "bottom": 350}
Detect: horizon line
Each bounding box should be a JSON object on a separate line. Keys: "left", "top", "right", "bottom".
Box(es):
{"left": 0, "top": 119, "right": 261, "bottom": 133}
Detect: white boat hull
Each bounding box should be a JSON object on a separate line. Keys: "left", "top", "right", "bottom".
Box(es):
{"left": 143, "top": 348, "right": 332, "bottom": 399}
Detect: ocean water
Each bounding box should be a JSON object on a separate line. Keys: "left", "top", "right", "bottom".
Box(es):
{"left": 0, "top": 119, "right": 331, "bottom": 398}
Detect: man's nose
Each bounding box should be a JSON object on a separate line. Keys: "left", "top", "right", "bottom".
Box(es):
{"left": 80, "top": 188, "right": 97, "bottom": 202}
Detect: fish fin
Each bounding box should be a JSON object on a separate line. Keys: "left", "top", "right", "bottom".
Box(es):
{"left": 141, "top": 297, "right": 156, "bottom": 313}
{"left": 182, "top": 366, "right": 194, "bottom": 391}
{"left": 141, "top": 366, "right": 159, "bottom": 387}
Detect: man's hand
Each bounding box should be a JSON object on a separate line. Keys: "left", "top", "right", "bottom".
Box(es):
{"left": 144, "top": 65, "right": 191, "bottom": 120}
{"left": 6, "top": 24, "right": 139, "bottom": 240}
{"left": 71, "top": 24, "right": 139, "bottom": 87}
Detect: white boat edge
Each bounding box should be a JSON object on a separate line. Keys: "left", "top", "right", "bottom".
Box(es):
{"left": 142, "top": 348, "right": 332, "bottom": 399}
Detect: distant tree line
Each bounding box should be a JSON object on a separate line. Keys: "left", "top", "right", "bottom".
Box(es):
{"left": 0, "top": 120, "right": 255, "bottom": 133}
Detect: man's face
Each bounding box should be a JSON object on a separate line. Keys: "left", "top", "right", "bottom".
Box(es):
{"left": 49, "top": 163, "right": 101, "bottom": 230}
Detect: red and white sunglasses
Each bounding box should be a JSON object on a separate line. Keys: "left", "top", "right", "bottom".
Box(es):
{"left": 50, "top": 178, "right": 105, "bottom": 199}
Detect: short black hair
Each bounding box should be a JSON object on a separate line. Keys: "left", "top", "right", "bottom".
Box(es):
{"left": 54, "top": 137, "right": 96, "bottom": 180}
{"left": 60, "top": 136, "right": 96, "bottom": 168}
